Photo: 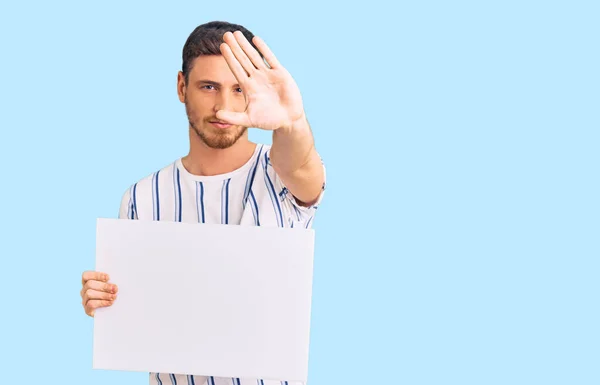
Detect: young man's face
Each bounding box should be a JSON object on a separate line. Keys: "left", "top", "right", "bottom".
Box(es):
{"left": 178, "top": 55, "right": 247, "bottom": 149}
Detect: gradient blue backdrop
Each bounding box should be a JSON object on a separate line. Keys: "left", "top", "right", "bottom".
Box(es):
{"left": 0, "top": 1, "right": 598, "bottom": 384}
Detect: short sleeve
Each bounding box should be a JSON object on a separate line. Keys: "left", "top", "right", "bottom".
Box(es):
{"left": 118, "top": 184, "right": 138, "bottom": 220}
{"left": 274, "top": 160, "right": 326, "bottom": 229}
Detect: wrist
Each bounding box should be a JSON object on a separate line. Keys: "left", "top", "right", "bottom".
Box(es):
{"left": 277, "top": 113, "right": 309, "bottom": 136}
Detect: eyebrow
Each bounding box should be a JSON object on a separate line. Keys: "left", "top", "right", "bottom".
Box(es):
{"left": 196, "top": 80, "right": 240, "bottom": 88}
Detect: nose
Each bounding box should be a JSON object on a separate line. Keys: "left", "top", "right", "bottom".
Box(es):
{"left": 213, "top": 91, "right": 234, "bottom": 113}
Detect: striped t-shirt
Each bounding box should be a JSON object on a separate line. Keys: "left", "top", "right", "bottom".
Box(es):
{"left": 117, "top": 143, "right": 325, "bottom": 385}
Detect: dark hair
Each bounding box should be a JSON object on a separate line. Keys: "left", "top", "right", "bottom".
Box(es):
{"left": 181, "top": 21, "right": 259, "bottom": 84}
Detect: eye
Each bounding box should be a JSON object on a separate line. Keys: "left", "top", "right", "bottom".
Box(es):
{"left": 202, "top": 85, "right": 215, "bottom": 90}
{"left": 235, "top": 87, "right": 243, "bottom": 93}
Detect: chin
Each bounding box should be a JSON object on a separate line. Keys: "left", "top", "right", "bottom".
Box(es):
{"left": 206, "top": 136, "right": 238, "bottom": 149}
{"left": 194, "top": 124, "right": 246, "bottom": 149}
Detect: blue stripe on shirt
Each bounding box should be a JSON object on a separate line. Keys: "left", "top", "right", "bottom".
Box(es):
{"left": 156, "top": 373, "right": 163, "bottom": 385}
{"left": 196, "top": 182, "right": 205, "bottom": 223}
{"left": 173, "top": 165, "right": 182, "bottom": 222}
{"left": 132, "top": 183, "right": 137, "bottom": 219}
{"left": 222, "top": 178, "right": 231, "bottom": 224}
{"left": 152, "top": 170, "right": 161, "bottom": 221}
{"left": 263, "top": 152, "right": 283, "bottom": 227}
{"left": 127, "top": 187, "right": 132, "bottom": 219}
{"left": 177, "top": 168, "right": 182, "bottom": 221}
{"left": 305, "top": 216, "right": 313, "bottom": 228}
{"left": 243, "top": 145, "right": 264, "bottom": 208}
{"left": 169, "top": 373, "right": 177, "bottom": 385}
{"left": 249, "top": 190, "right": 260, "bottom": 226}
{"left": 293, "top": 205, "right": 301, "bottom": 221}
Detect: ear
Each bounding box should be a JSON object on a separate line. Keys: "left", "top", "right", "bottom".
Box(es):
{"left": 177, "top": 71, "right": 186, "bottom": 103}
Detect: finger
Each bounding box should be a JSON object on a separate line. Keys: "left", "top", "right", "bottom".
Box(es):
{"left": 85, "top": 299, "right": 114, "bottom": 316}
{"left": 233, "top": 31, "right": 267, "bottom": 70}
{"left": 81, "top": 280, "right": 117, "bottom": 305}
{"left": 223, "top": 32, "right": 258, "bottom": 75}
{"left": 82, "top": 271, "right": 109, "bottom": 285}
{"left": 83, "top": 288, "right": 117, "bottom": 304}
{"left": 83, "top": 280, "right": 118, "bottom": 294}
{"left": 215, "top": 110, "right": 252, "bottom": 127}
{"left": 220, "top": 42, "right": 249, "bottom": 82}
{"left": 220, "top": 40, "right": 251, "bottom": 82}
{"left": 252, "top": 36, "right": 281, "bottom": 69}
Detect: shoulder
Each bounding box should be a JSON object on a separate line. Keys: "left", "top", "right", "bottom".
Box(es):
{"left": 125, "top": 161, "right": 177, "bottom": 195}
{"left": 255, "top": 143, "right": 272, "bottom": 161}
{"left": 118, "top": 160, "right": 178, "bottom": 218}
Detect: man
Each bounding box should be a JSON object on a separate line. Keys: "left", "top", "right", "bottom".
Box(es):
{"left": 79, "top": 21, "right": 325, "bottom": 385}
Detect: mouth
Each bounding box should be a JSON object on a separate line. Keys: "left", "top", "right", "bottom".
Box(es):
{"left": 209, "top": 120, "right": 233, "bottom": 129}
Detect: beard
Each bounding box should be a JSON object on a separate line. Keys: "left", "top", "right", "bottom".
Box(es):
{"left": 185, "top": 99, "right": 247, "bottom": 149}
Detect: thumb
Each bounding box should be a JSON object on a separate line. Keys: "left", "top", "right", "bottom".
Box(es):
{"left": 216, "top": 110, "right": 251, "bottom": 127}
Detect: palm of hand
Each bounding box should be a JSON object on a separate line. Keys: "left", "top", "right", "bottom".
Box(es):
{"left": 216, "top": 31, "right": 305, "bottom": 130}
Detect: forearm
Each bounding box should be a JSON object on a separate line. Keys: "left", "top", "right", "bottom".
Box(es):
{"left": 270, "top": 114, "right": 324, "bottom": 205}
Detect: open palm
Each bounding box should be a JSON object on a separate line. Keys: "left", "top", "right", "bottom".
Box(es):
{"left": 216, "top": 31, "right": 305, "bottom": 131}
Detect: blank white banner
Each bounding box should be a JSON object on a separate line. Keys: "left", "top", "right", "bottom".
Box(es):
{"left": 93, "top": 218, "right": 315, "bottom": 382}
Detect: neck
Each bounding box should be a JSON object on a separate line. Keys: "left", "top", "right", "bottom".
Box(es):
{"left": 181, "top": 129, "right": 256, "bottom": 176}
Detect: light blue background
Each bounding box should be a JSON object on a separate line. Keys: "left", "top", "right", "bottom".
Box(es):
{"left": 0, "top": 1, "right": 598, "bottom": 384}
